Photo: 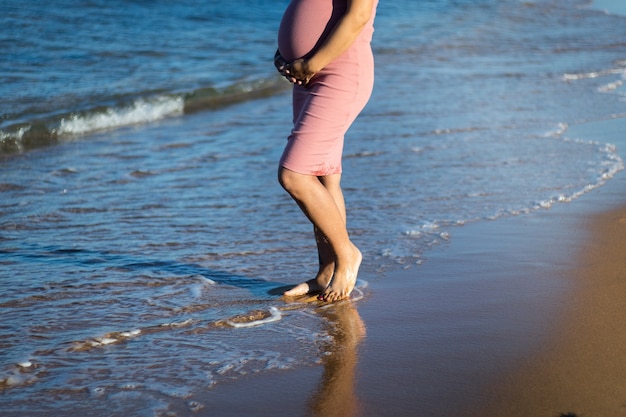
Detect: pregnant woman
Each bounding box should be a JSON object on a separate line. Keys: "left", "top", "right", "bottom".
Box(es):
{"left": 275, "top": 0, "right": 377, "bottom": 302}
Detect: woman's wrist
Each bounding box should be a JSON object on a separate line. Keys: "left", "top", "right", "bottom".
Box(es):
{"left": 291, "top": 59, "right": 316, "bottom": 85}
{"left": 304, "top": 56, "right": 323, "bottom": 75}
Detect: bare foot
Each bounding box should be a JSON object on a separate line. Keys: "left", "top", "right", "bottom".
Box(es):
{"left": 284, "top": 263, "right": 334, "bottom": 297}
{"left": 319, "top": 244, "right": 362, "bottom": 302}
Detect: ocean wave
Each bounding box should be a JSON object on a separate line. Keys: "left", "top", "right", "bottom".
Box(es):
{"left": 0, "top": 77, "right": 288, "bottom": 156}
{"left": 56, "top": 96, "right": 184, "bottom": 136}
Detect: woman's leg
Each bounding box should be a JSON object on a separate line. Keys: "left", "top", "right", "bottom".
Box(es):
{"left": 314, "top": 173, "right": 347, "bottom": 287}
{"left": 284, "top": 174, "right": 346, "bottom": 297}
{"left": 279, "top": 167, "right": 361, "bottom": 302}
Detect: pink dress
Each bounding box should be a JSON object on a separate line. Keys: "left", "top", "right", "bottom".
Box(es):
{"left": 277, "top": 0, "right": 377, "bottom": 176}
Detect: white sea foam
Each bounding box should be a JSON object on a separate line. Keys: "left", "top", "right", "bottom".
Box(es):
{"left": 120, "top": 329, "right": 141, "bottom": 337}
{"left": 544, "top": 122, "right": 568, "bottom": 137}
{"left": 56, "top": 96, "right": 184, "bottom": 136}
{"left": 349, "top": 286, "right": 365, "bottom": 302}
{"left": 1, "top": 363, "right": 38, "bottom": 387}
{"left": 226, "top": 307, "right": 282, "bottom": 328}
{"left": 71, "top": 328, "right": 143, "bottom": 350}
{"left": 95, "top": 337, "right": 117, "bottom": 345}
{"left": 0, "top": 126, "right": 30, "bottom": 142}
{"left": 563, "top": 66, "right": 626, "bottom": 94}
{"left": 197, "top": 275, "right": 217, "bottom": 285}
{"left": 598, "top": 79, "right": 624, "bottom": 93}
{"left": 189, "top": 275, "right": 217, "bottom": 297}
{"left": 160, "top": 319, "right": 194, "bottom": 327}
{"left": 2, "top": 373, "right": 33, "bottom": 387}
{"left": 562, "top": 68, "right": 625, "bottom": 81}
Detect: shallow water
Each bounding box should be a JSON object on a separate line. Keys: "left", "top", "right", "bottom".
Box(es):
{"left": 2, "top": 0, "right": 626, "bottom": 414}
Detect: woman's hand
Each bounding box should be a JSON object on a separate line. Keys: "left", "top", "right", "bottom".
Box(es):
{"left": 274, "top": 50, "right": 315, "bottom": 86}
{"left": 283, "top": 59, "right": 316, "bottom": 86}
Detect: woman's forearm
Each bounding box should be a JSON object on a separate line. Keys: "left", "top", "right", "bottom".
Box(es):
{"left": 306, "top": 0, "right": 374, "bottom": 73}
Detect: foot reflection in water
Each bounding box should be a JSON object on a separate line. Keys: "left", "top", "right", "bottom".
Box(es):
{"left": 307, "top": 302, "right": 366, "bottom": 417}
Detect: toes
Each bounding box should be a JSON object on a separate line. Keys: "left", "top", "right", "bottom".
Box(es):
{"left": 318, "top": 290, "right": 347, "bottom": 303}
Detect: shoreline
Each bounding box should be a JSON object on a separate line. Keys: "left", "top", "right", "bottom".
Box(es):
{"left": 190, "top": 116, "right": 626, "bottom": 416}
{"left": 462, "top": 117, "right": 626, "bottom": 417}
{"left": 355, "top": 116, "right": 626, "bottom": 417}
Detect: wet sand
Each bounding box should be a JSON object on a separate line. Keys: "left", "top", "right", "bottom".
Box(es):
{"left": 468, "top": 204, "right": 626, "bottom": 417}
{"left": 189, "top": 116, "right": 626, "bottom": 417}
{"left": 358, "top": 118, "right": 626, "bottom": 417}
{"left": 462, "top": 118, "right": 626, "bottom": 417}
{"left": 360, "top": 117, "right": 626, "bottom": 417}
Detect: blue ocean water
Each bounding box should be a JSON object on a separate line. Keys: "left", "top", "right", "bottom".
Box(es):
{"left": 1, "top": 0, "right": 626, "bottom": 414}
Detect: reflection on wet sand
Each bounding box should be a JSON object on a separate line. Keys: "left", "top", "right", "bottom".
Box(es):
{"left": 307, "top": 302, "right": 366, "bottom": 417}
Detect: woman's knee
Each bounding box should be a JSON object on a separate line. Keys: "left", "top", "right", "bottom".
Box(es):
{"left": 277, "top": 166, "right": 299, "bottom": 193}
{"left": 277, "top": 166, "right": 288, "bottom": 188}
{"left": 278, "top": 166, "right": 314, "bottom": 198}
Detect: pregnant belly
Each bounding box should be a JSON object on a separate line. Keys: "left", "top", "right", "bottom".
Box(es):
{"left": 277, "top": 0, "right": 346, "bottom": 62}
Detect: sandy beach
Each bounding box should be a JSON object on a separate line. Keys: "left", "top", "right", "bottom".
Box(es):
{"left": 360, "top": 117, "right": 626, "bottom": 417}
{"left": 463, "top": 117, "right": 626, "bottom": 417}
{"left": 469, "top": 199, "right": 626, "bottom": 417}
{"left": 356, "top": 118, "right": 626, "bottom": 417}
{"left": 181, "top": 117, "right": 626, "bottom": 417}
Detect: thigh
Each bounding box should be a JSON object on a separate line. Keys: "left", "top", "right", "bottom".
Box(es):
{"left": 281, "top": 48, "right": 374, "bottom": 176}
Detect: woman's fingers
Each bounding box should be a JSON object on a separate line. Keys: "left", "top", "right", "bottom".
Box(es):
{"left": 283, "top": 59, "right": 315, "bottom": 85}
{"left": 274, "top": 54, "right": 314, "bottom": 85}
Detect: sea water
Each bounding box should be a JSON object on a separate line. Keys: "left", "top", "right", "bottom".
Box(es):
{"left": 1, "top": 0, "right": 625, "bottom": 414}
